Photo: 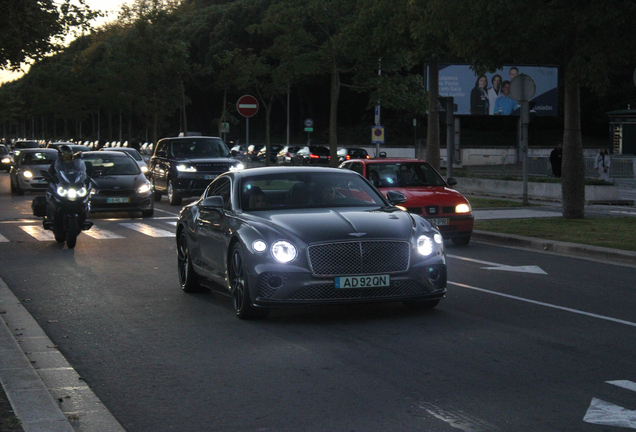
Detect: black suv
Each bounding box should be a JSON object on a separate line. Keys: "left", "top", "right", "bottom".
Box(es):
{"left": 148, "top": 136, "right": 243, "bottom": 205}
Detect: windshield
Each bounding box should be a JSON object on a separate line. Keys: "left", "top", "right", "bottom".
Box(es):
{"left": 0, "top": 146, "right": 8, "bottom": 155}
{"left": 84, "top": 155, "right": 141, "bottom": 176}
{"left": 23, "top": 151, "right": 57, "bottom": 165}
{"left": 239, "top": 172, "right": 385, "bottom": 211}
{"left": 366, "top": 162, "right": 447, "bottom": 188}
{"left": 54, "top": 158, "right": 87, "bottom": 184}
{"left": 170, "top": 138, "right": 229, "bottom": 158}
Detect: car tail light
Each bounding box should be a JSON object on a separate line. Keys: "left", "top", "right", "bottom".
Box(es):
{"left": 310, "top": 154, "right": 319, "bottom": 159}
{"left": 286, "top": 153, "right": 291, "bottom": 157}
{"left": 346, "top": 155, "right": 350, "bottom": 160}
{"left": 366, "top": 155, "right": 370, "bottom": 158}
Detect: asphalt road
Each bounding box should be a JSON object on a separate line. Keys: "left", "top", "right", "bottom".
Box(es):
{"left": 0, "top": 171, "right": 635, "bottom": 432}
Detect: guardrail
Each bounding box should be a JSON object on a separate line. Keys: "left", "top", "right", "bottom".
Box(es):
{"left": 467, "top": 154, "right": 635, "bottom": 179}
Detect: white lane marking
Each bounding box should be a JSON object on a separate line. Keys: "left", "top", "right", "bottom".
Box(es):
{"left": 0, "top": 219, "right": 38, "bottom": 224}
{"left": 165, "top": 221, "right": 177, "bottom": 226}
{"left": 153, "top": 208, "right": 180, "bottom": 216}
{"left": 19, "top": 225, "right": 55, "bottom": 241}
{"left": 449, "top": 281, "right": 636, "bottom": 328}
{"left": 418, "top": 401, "right": 499, "bottom": 432}
{"left": 584, "top": 397, "right": 636, "bottom": 429}
{"left": 0, "top": 232, "right": 8, "bottom": 242}
{"left": 82, "top": 226, "right": 124, "bottom": 239}
{"left": 608, "top": 380, "right": 636, "bottom": 392}
{"left": 610, "top": 210, "right": 636, "bottom": 216}
{"left": 119, "top": 223, "right": 173, "bottom": 237}
{"left": 447, "top": 255, "right": 547, "bottom": 275}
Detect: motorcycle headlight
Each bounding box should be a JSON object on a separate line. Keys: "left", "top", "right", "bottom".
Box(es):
{"left": 456, "top": 203, "right": 471, "bottom": 213}
{"left": 138, "top": 183, "right": 151, "bottom": 193}
{"left": 176, "top": 164, "right": 196, "bottom": 172}
{"left": 57, "top": 186, "right": 68, "bottom": 196}
{"left": 230, "top": 163, "right": 244, "bottom": 172}
{"left": 77, "top": 187, "right": 88, "bottom": 197}
{"left": 271, "top": 240, "right": 297, "bottom": 263}
{"left": 417, "top": 235, "right": 434, "bottom": 256}
{"left": 23, "top": 170, "right": 33, "bottom": 178}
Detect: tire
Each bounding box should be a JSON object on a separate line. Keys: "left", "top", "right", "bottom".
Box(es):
{"left": 151, "top": 179, "right": 162, "bottom": 201}
{"left": 451, "top": 235, "right": 471, "bottom": 246}
{"left": 177, "top": 231, "right": 202, "bottom": 293}
{"left": 53, "top": 225, "right": 66, "bottom": 243}
{"left": 402, "top": 299, "right": 440, "bottom": 311}
{"left": 168, "top": 180, "right": 182, "bottom": 206}
{"left": 66, "top": 216, "right": 79, "bottom": 249}
{"left": 141, "top": 208, "right": 154, "bottom": 217}
{"left": 10, "top": 179, "right": 17, "bottom": 194}
{"left": 229, "top": 244, "right": 269, "bottom": 320}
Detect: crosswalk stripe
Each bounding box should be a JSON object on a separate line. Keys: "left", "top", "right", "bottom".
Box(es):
{"left": 0, "top": 233, "right": 8, "bottom": 242}
{"left": 166, "top": 221, "right": 177, "bottom": 226}
{"left": 82, "top": 226, "right": 124, "bottom": 239}
{"left": 19, "top": 225, "right": 56, "bottom": 241}
{"left": 119, "top": 223, "right": 173, "bottom": 237}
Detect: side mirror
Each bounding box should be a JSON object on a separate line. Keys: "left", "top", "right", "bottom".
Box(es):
{"left": 200, "top": 196, "right": 224, "bottom": 209}
{"left": 385, "top": 191, "right": 407, "bottom": 205}
{"left": 446, "top": 177, "right": 457, "bottom": 187}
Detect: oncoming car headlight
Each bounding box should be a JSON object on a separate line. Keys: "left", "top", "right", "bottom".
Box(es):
{"left": 456, "top": 203, "right": 471, "bottom": 213}
{"left": 23, "top": 170, "right": 33, "bottom": 178}
{"left": 1, "top": 157, "right": 10, "bottom": 164}
{"left": 176, "top": 164, "right": 197, "bottom": 172}
{"left": 230, "top": 163, "right": 244, "bottom": 172}
{"left": 252, "top": 240, "right": 267, "bottom": 253}
{"left": 417, "top": 235, "right": 435, "bottom": 256}
{"left": 141, "top": 166, "right": 148, "bottom": 173}
{"left": 138, "top": 183, "right": 151, "bottom": 193}
{"left": 271, "top": 240, "right": 297, "bottom": 263}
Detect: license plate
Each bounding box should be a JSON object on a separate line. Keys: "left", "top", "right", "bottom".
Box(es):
{"left": 334, "top": 274, "right": 390, "bottom": 289}
{"left": 203, "top": 174, "right": 217, "bottom": 180}
{"left": 427, "top": 218, "right": 449, "bottom": 226}
{"left": 106, "top": 197, "right": 130, "bottom": 203}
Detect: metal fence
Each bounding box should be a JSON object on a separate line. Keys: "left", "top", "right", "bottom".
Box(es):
{"left": 467, "top": 154, "right": 635, "bottom": 179}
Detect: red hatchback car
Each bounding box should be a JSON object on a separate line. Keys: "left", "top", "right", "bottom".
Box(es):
{"left": 340, "top": 158, "right": 474, "bottom": 245}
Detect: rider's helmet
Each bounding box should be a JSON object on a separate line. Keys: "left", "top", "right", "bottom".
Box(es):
{"left": 58, "top": 145, "right": 74, "bottom": 162}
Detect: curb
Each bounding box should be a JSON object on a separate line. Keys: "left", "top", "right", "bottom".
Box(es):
{"left": 0, "top": 278, "right": 126, "bottom": 432}
{"left": 473, "top": 230, "right": 636, "bottom": 266}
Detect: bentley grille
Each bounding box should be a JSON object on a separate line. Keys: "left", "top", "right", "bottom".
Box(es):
{"left": 307, "top": 241, "right": 410, "bottom": 276}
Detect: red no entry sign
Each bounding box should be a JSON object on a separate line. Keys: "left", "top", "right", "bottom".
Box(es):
{"left": 237, "top": 95, "right": 259, "bottom": 118}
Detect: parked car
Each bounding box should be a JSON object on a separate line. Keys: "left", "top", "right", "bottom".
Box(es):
{"left": 0, "top": 144, "right": 11, "bottom": 172}
{"left": 10, "top": 148, "right": 58, "bottom": 195}
{"left": 291, "top": 145, "right": 331, "bottom": 165}
{"left": 100, "top": 147, "right": 148, "bottom": 173}
{"left": 339, "top": 158, "right": 474, "bottom": 246}
{"left": 11, "top": 140, "right": 39, "bottom": 159}
{"left": 243, "top": 144, "right": 260, "bottom": 161}
{"left": 275, "top": 145, "right": 301, "bottom": 164}
{"left": 230, "top": 144, "right": 248, "bottom": 159}
{"left": 176, "top": 166, "right": 447, "bottom": 319}
{"left": 148, "top": 135, "right": 243, "bottom": 205}
{"left": 83, "top": 151, "right": 154, "bottom": 217}
{"left": 256, "top": 144, "right": 284, "bottom": 163}
{"left": 338, "top": 147, "right": 369, "bottom": 163}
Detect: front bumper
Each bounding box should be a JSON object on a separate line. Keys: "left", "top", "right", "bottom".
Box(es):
{"left": 172, "top": 174, "right": 221, "bottom": 198}
{"left": 89, "top": 191, "right": 154, "bottom": 213}
{"left": 247, "top": 259, "right": 447, "bottom": 307}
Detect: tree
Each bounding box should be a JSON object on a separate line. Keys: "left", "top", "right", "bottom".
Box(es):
{"left": 419, "top": 0, "right": 636, "bottom": 218}
{"left": 0, "top": 0, "right": 99, "bottom": 70}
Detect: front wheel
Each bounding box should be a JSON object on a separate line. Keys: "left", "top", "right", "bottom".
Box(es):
{"left": 229, "top": 244, "right": 268, "bottom": 320}
{"left": 141, "top": 208, "right": 154, "bottom": 217}
{"left": 167, "top": 180, "right": 182, "bottom": 206}
{"left": 66, "top": 216, "right": 79, "bottom": 249}
{"left": 177, "top": 232, "right": 202, "bottom": 293}
{"left": 151, "top": 179, "right": 162, "bottom": 201}
{"left": 451, "top": 235, "right": 471, "bottom": 246}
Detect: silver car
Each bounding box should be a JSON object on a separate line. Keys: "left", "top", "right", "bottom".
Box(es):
{"left": 100, "top": 147, "right": 149, "bottom": 174}
{"left": 10, "top": 148, "right": 58, "bottom": 195}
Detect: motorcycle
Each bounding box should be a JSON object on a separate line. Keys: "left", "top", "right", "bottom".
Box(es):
{"left": 31, "top": 158, "right": 93, "bottom": 249}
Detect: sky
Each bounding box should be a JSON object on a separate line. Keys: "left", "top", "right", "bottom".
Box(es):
{"left": 0, "top": 0, "right": 130, "bottom": 85}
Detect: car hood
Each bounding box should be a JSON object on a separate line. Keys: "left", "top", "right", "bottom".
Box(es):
{"left": 380, "top": 186, "right": 469, "bottom": 207}
{"left": 175, "top": 157, "right": 236, "bottom": 164}
{"left": 246, "top": 207, "right": 417, "bottom": 244}
{"left": 91, "top": 174, "right": 146, "bottom": 189}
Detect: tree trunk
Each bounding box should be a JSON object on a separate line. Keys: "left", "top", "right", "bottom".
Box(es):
{"left": 329, "top": 63, "right": 340, "bottom": 167}
{"left": 426, "top": 59, "right": 440, "bottom": 171}
{"left": 561, "top": 77, "right": 585, "bottom": 219}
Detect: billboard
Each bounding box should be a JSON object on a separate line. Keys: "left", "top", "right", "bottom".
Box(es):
{"left": 429, "top": 64, "right": 559, "bottom": 117}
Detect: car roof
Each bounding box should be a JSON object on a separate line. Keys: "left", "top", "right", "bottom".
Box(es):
{"left": 17, "top": 148, "right": 57, "bottom": 153}
{"left": 232, "top": 166, "right": 358, "bottom": 179}
{"left": 356, "top": 158, "right": 427, "bottom": 164}
{"left": 84, "top": 150, "right": 132, "bottom": 157}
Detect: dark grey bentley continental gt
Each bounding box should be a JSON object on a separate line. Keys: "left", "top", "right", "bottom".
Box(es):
{"left": 176, "top": 166, "right": 447, "bottom": 319}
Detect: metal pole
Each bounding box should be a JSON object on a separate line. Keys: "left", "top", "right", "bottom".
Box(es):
{"left": 286, "top": 83, "right": 290, "bottom": 146}
{"left": 445, "top": 98, "right": 454, "bottom": 180}
{"left": 521, "top": 100, "right": 529, "bottom": 205}
{"left": 246, "top": 117, "right": 249, "bottom": 146}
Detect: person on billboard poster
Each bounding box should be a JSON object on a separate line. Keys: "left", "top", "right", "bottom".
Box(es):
{"left": 493, "top": 81, "right": 517, "bottom": 115}
{"left": 509, "top": 67, "right": 520, "bottom": 81}
{"left": 488, "top": 74, "right": 503, "bottom": 115}
{"left": 470, "top": 75, "right": 489, "bottom": 115}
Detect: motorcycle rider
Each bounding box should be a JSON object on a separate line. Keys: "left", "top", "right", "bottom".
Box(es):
{"left": 48, "top": 144, "right": 85, "bottom": 179}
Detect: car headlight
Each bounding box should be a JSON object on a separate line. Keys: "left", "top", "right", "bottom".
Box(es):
{"left": 23, "top": 170, "right": 33, "bottom": 178}
{"left": 176, "top": 164, "right": 196, "bottom": 172}
{"left": 141, "top": 166, "right": 148, "bottom": 173}
{"left": 138, "top": 183, "right": 151, "bottom": 193}
{"left": 271, "top": 240, "right": 297, "bottom": 263}
{"left": 417, "top": 235, "right": 435, "bottom": 256}
{"left": 230, "top": 163, "right": 244, "bottom": 171}
{"left": 456, "top": 203, "right": 471, "bottom": 213}
{"left": 252, "top": 240, "right": 267, "bottom": 253}
{"left": 1, "top": 157, "right": 10, "bottom": 164}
